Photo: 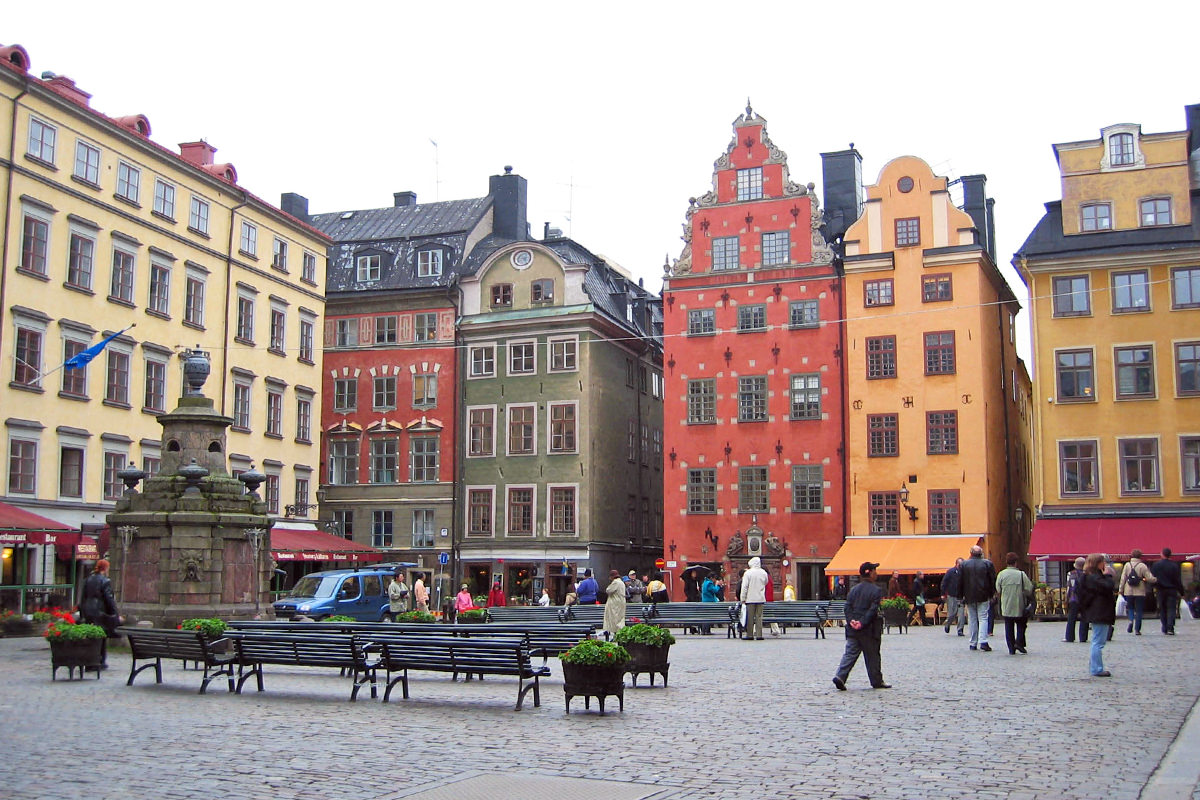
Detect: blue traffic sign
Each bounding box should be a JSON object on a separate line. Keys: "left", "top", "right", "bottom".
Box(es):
{"left": 438, "top": 552, "right": 449, "bottom": 565}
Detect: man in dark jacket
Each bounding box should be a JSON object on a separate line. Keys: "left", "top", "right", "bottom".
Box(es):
{"left": 1150, "top": 547, "right": 1183, "bottom": 635}
{"left": 832, "top": 561, "right": 890, "bottom": 691}
{"left": 942, "top": 558, "right": 964, "bottom": 636}
{"left": 958, "top": 545, "right": 996, "bottom": 652}
{"left": 1063, "top": 556, "right": 1089, "bottom": 643}
{"left": 80, "top": 558, "right": 121, "bottom": 668}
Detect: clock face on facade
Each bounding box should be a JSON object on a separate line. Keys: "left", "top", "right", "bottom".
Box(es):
{"left": 511, "top": 249, "right": 533, "bottom": 269}
{"left": 897, "top": 176, "right": 915, "bottom": 193}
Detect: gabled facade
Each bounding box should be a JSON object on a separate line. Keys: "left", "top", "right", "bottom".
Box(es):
{"left": 838, "top": 157, "right": 1030, "bottom": 573}
{"left": 457, "top": 231, "right": 664, "bottom": 604}
{"left": 310, "top": 182, "right": 503, "bottom": 578}
{"left": 0, "top": 44, "right": 328, "bottom": 591}
{"left": 1017, "top": 104, "right": 1200, "bottom": 582}
{"left": 662, "top": 106, "right": 845, "bottom": 600}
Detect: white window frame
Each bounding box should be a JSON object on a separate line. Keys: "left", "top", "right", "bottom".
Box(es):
{"left": 27, "top": 117, "right": 56, "bottom": 163}
{"left": 417, "top": 249, "right": 443, "bottom": 277}
{"left": 116, "top": 161, "right": 140, "bottom": 203}
{"left": 74, "top": 139, "right": 100, "bottom": 184}
{"left": 548, "top": 337, "right": 578, "bottom": 372}
{"left": 546, "top": 483, "right": 579, "bottom": 536}
{"left": 466, "top": 405, "right": 497, "bottom": 458}
{"left": 356, "top": 254, "right": 380, "bottom": 282}
{"left": 506, "top": 403, "right": 538, "bottom": 456}
{"left": 184, "top": 266, "right": 206, "bottom": 328}
{"left": 239, "top": 221, "right": 257, "bottom": 255}
{"left": 508, "top": 339, "right": 537, "bottom": 376}
{"left": 153, "top": 178, "right": 176, "bottom": 218}
{"left": 469, "top": 344, "right": 496, "bottom": 378}
{"left": 148, "top": 259, "right": 171, "bottom": 316}
{"left": 504, "top": 484, "right": 538, "bottom": 537}
{"left": 189, "top": 195, "right": 210, "bottom": 234}
{"left": 547, "top": 400, "right": 578, "bottom": 454}
{"left": 272, "top": 237, "right": 288, "bottom": 270}
{"left": 67, "top": 223, "right": 97, "bottom": 290}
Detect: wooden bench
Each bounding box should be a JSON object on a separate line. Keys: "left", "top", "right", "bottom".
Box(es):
{"left": 119, "top": 627, "right": 236, "bottom": 695}
{"left": 484, "top": 606, "right": 565, "bottom": 623}
{"left": 364, "top": 634, "right": 550, "bottom": 710}
{"left": 222, "top": 631, "right": 379, "bottom": 700}
{"left": 759, "top": 601, "right": 828, "bottom": 638}
{"left": 824, "top": 601, "right": 847, "bottom": 626}
{"left": 227, "top": 620, "right": 595, "bottom": 666}
{"left": 644, "top": 602, "right": 739, "bottom": 637}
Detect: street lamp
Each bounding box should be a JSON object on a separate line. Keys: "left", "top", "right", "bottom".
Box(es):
{"left": 899, "top": 483, "right": 919, "bottom": 521}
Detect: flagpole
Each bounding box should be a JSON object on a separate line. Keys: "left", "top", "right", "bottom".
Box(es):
{"left": 29, "top": 322, "right": 136, "bottom": 383}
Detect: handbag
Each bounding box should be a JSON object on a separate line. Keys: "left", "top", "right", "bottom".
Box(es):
{"left": 1115, "top": 595, "right": 1128, "bottom": 617}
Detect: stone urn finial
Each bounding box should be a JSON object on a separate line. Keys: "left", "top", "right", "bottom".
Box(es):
{"left": 182, "top": 348, "right": 211, "bottom": 397}
{"left": 178, "top": 458, "right": 209, "bottom": 495}
{"left": 116, "top": 466, "right": 147, "bottom": 496}
{"left": 238, "top": 464, "right": 265, "bottom": 499}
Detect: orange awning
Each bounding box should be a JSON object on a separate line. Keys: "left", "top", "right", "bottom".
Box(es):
{"left": 825, "top": 534, "right": 983, "bottom": 576}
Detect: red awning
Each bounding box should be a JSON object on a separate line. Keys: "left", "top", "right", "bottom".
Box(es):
{"left": 269, "top": 523, "right": 382, "bottom": 563}
{"left": 1028, "top": 516, "right": 1200, "bottom": 561}
{"left": 0, "top": 501, "right": 80, "bottom": 545}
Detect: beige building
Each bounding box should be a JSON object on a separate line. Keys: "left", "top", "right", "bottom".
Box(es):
{"left": 0, "top": 43, "right": 328, "bottom": 593}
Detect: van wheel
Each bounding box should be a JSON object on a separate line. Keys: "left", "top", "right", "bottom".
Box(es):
{"left": 381, "top": 613, "right": 394, "bottom": 623}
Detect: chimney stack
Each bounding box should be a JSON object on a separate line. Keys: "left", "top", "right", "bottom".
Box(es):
{"left": 393, "top": 191, "right": 417, "bottom": 207}
{"left": 179, "top": 141, "right": 217, "bottom": 167}
{"left": 489, "top": 166, "right": 528, "bottom": 241}
{"left": 44, "top": 74, "right": 91, "bottom": 107}
{"left": 820, "top": 146, "right": 864, "bottom": 244}
{"left": 280, "top": 193, "right": 309, "bottom": 222}
{"left": 960, "top": 174, "right": 996, "bottom": 263}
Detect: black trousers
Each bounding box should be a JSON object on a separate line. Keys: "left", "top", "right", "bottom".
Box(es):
{"left": 834, "top": 630, "right": 884, "bottom": 687}
{"left": 1003, "top": 616, "right": 1027, "bottom": 652}
{"left": 1065, "top": 601, "right": 1089, "bottom": 642}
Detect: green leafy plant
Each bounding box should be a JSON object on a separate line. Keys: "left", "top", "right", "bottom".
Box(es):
{"left": 473, "top": 595, "right": 488, "bottom": 607}
{"left": 879, "top": 596, "right": 912, "bottom": 611}
{"left": 396, "top": 610, "right": 436, "bottom": 623}
{"left": 178, "top": 618, "right": 227, "bottom": 637}
{"left": 559, "top": 638, "right": 629, "bottom": 666}
{"left": 613, "top": 623, "right": 675, "bottom": 647}
{"left": 456, "top": 609, "right": 486, "bottom": 622}
{"left": 324, "top": 615, "right": 355, "bottom": 622}
{"left": 44, "top": 621, "right": 107, "bottom": 640}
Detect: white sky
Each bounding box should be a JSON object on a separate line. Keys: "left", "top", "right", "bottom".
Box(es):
{"left": 6, "top": 1, "right": 1199, "bottom": 368}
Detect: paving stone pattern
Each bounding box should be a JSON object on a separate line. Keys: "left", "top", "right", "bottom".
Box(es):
{"left": 1, "top": 617, "right": 1197, "bottom": 800}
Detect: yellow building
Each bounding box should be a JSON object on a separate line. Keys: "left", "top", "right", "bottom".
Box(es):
{"left": 829, "top": 156, "right": 1031, "bottom": 580}
{"left": 0, "top": 43, "right": 328, "bottom": 595}
{"left": 1017, "top": 104, "right": 1200, "bottom": 581}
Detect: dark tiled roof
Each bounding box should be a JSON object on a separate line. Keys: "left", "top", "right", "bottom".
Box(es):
{"left": 1016, "top": 196, "right": 1200, "bottom": 260}
{"left": 311, "top": 197, "right": 491, "bottom": 242}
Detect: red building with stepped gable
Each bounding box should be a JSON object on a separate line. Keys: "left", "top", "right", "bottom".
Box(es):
{"left": 661, "top": 104, "right": 847, "bottom": 600}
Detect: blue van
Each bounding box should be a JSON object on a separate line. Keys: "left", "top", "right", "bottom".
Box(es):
{"left": 272, "top": 563, "right": 416, "bottom": 621}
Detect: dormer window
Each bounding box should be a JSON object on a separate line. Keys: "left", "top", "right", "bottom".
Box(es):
{"left": 1109, "top": 132, "right": 1135, "bottom": 166}
{"left": 417, "top": 249, "right": 443, "bottom": 277}
{"left": 531, "top": 279, "right": 554, "bottom": 303}
{"left": 1081, "top": 203, "right": 1112, "bottom": 232}
{"left": 356, "top": 254, "right": 380, "bottom": 282}
{"left": 491, "top": 284, "right": 513, "bottom": 308}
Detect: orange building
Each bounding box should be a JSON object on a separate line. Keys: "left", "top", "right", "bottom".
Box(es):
{"left": 827, "top": 156, "right": 1031, "bottom": 583}
{"left": 1017, "top": 104, "right": 1200, "bottom": 585}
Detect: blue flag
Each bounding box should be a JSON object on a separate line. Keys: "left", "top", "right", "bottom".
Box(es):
{"left": 65, "top": 324, "right": 134, "bottom": 370}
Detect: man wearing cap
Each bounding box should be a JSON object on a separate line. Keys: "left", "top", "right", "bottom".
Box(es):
{"left": 832, "top": 561, "right": 890, "bottom": 690}
{"left": 624, "top": 570, "right": 645, "bottom": 602}
{"left": 1063, "top": 556, "right": 1088, "bottom": 643}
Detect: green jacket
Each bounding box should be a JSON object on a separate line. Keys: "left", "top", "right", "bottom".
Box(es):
{"left": 995, "top": 567, "right": 1033, "bottom": 618}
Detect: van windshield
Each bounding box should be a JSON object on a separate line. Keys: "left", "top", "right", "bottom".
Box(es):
{"left": 284, "top": 575, "right": 336, "bottom": 599}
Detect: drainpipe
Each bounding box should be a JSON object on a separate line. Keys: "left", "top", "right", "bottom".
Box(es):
{"left": 451, "top": 280, "right": 464, "bottom": 592}
{"left": 219, "top": 199, "right": 249, "bottom": 415}
{"left": 0, "top": 79, "right": 31, "bottom": 374}
{"left": 997, "top": 294, "right": 1015, "bottom": 558}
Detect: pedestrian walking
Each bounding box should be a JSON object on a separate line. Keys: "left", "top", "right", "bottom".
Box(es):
{"left": 80, "top": 558, "right": 121, "bottom": 669}
{"left": 603, "top": 570, "right": 627, "bottom": 638}
{"left": 486, "top": 580, "right": 506, "bottom": 608}
{"left": 1150, "top": 548, "right": 1183, "bottom": 635}
{"left": 942, "top": 558, "right": 965, "bottom": 636}
{"left": 912, "top": 570, "right": 927, "bottom": 625}
{"left": 1063, "top": 557, "right": 1089, "bottom": 643}
{"left": 1117, "top": 549, "right": 1156, "bottom": 635}
{"left": 960, "top": 545, "right": 997, "bottom": 652}
{"left": 454, "top": 584, "right": 474, "bottom": 616}
{"left": 832, "top": 561, "right": 890, "bottom": 691}
{"left": 740, "top": 557, "right": 769, "bottom": 640}
{"left": 1077, "top": 553, "right": 1116, "bottom": 677}
{"left": 996, "top": 552, "right": 1033, "bottom": 655}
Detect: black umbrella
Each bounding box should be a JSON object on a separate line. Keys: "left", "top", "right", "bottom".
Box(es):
{"left": 683, "top": 565, "right": 713, "bottom": 577}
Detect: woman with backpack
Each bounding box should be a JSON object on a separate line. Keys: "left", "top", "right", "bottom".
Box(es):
{"left": 1117, "top": 549, "right": 1156, "bottom": 635}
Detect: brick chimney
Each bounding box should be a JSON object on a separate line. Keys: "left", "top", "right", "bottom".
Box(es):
{"left": 179, "top": 141, "right": 217, "bottom": 167}
{"left": 44, "top": 74, "right": 91, "bottom": 107}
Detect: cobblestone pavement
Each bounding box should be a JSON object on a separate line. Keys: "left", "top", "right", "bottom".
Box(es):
{"left": 2, "top": 616, "right": 1197, "bottom": 800}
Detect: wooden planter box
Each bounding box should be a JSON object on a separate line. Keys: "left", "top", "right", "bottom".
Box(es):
{"left": 49, "top": 638, "right": 104, "bottom": 680}
{"left": 623, "top": 643, "right": 670, "bottom": 688}
{"left": 562, "top": 662, "right": 626, "bottom": 715}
